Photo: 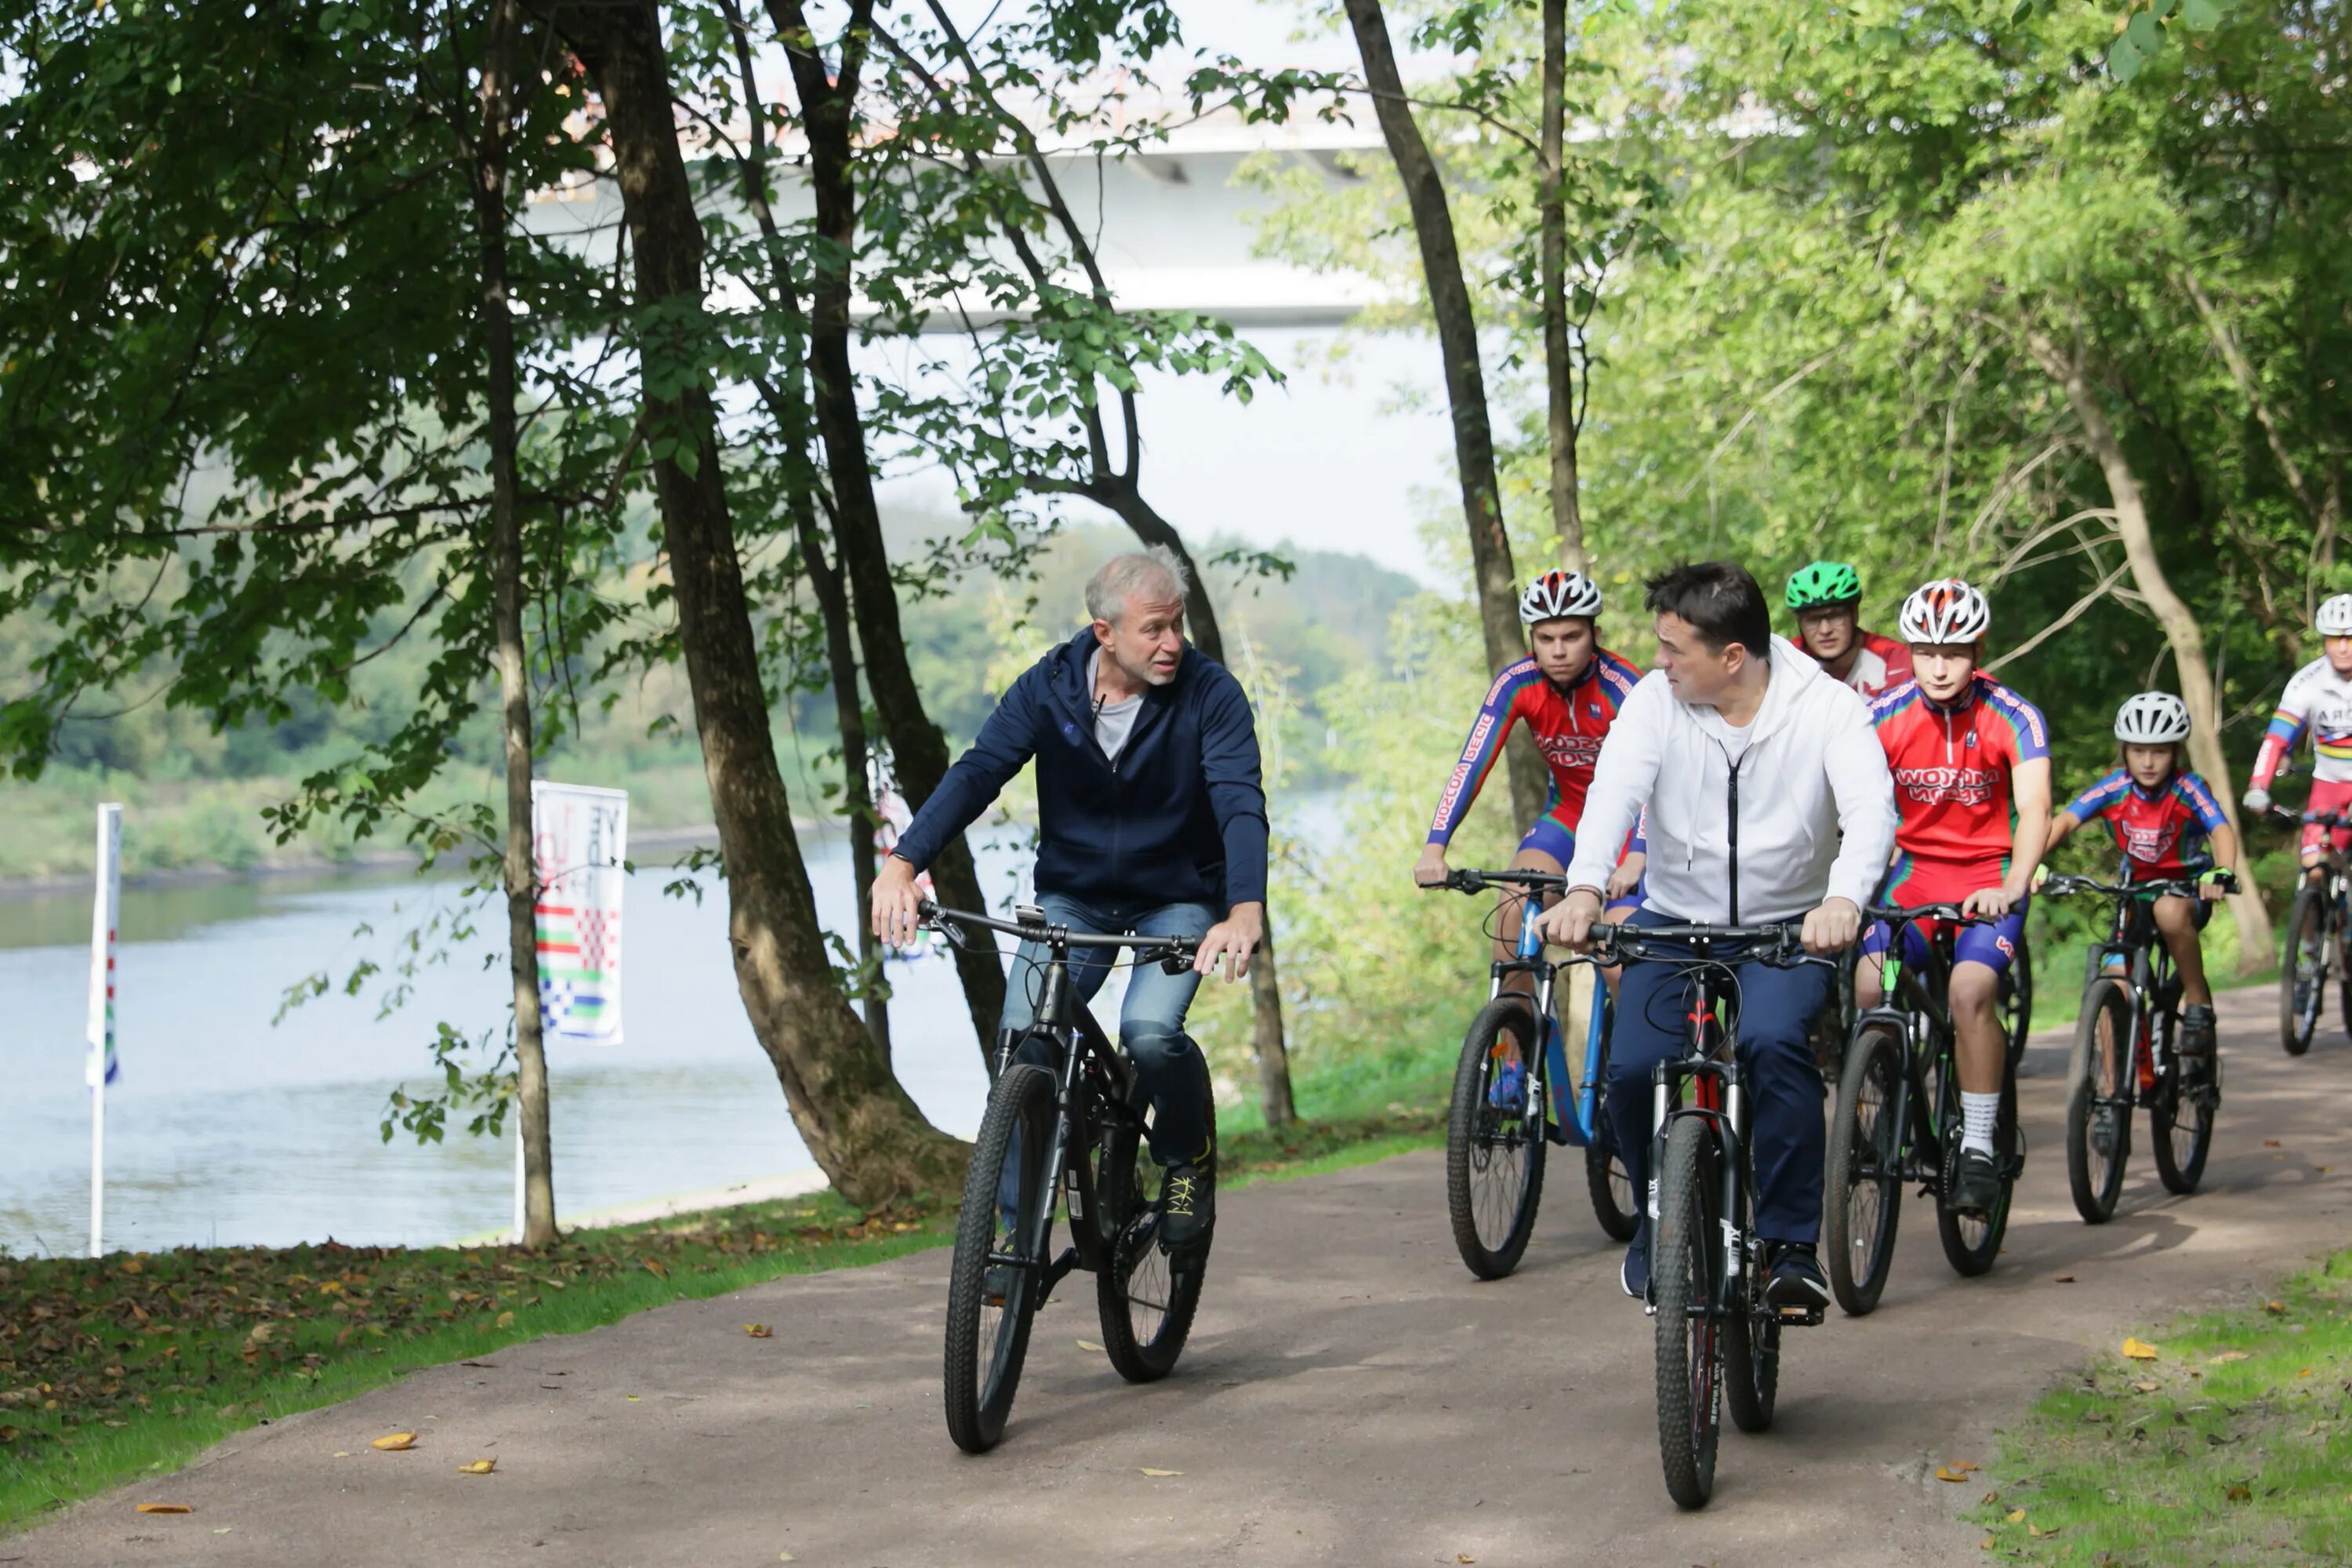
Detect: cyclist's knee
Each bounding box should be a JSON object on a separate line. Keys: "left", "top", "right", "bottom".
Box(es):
{"left": 1948, "top": 962, "right": 2000, "bottom": 1014}
{"left": 1121, "top": 1022, "right": 1196, "bottom": 1074}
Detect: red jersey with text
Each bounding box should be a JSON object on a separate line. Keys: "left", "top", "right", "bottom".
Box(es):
{"left": 2062, "top": 768, "right": 2227, "bottom": 880}
{"left": 1787, "top": 628, "right": 1914, "bottom": 700}
{"left": 1869, "top": 674, "right": 2050, "bottom": 863}
{"left": 1425, "top": 651, "right": 1644, "bottom": 847}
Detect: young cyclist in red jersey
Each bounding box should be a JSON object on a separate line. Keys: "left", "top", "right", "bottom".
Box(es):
{"left": 1416, "top": 570, "right": 1646, "bottom": 949}
{"left": 2242, "top": 593, "right": 2352, "bottom": 880}
{"left": 1858, "top": 578, "right": 2053, "bottom": 1215}
{"left": 1783, "top": 560, "right": 1915, "bottom": 699}
{"left": 2043, "top": 692, "right": 2237, "bottom": 1074}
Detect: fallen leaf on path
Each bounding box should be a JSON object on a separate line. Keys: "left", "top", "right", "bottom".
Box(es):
{"left": 2209, "top": 1352, "right": 2249, "bottom": 1365}
{"left": 2227, "top": 1484, "right": 2252, "bottom": 1503}
{"left": 1935, "top": 1463, "right": 1976, "bottom": 1482}
{"left": 457, "top": 1459, "right": 496, "bottom": 1475}
{"left": 2122, "top": 1338, "right": 2159, "bottom": 1360}
{"left": 134, "top": 1503, "right": 192, "bottom": 1515}
{"left": 1981, "top": 1490, "right": 1999, "bottom": 1504}
{"left": 779, "top": 1553, "right": 796, "bottom": 1563}
{"left": 1457, "top": 1555, "right": 1475, "bottom": 1564}
{"left": 212, "top": 1527, "right": 231, "bottom": 1534}
{"left": 2299, "top": 1367, "right": 2314, "bottom": 1377}
{"left": 743, "top": 1324, "right": 774, "bottom": 1338}
{"left": 495, "top": 1312, "right": 514, "bottom": 1328}
{"left": 332, "top": 1452, "right": 350, "bottom": 1459}
{"left": 625, "top": 1396, "right": 640, "bottom": 1402}
{"left": 1140, "top": 1468, "right": 1184, "bottom": 1477}
{"left": 2053, "top": 1274, "right": 2076, "bottom": 1283}
{"left": 2132, "top": 1381, "right": 2161, "bottom": 1393}
{"left": 643, "top": 1258, "right": 670, "bottom": 1279}
{"left": 2264, "top": 1299, "right": 2288, "bottom": 1314}
{"left": 369, "top": 1433, "right": 419, "bottom": 1452}
{"left": 1076, "top": 1339, "right": 1104, "bottom": 1352}
{"left": 2263, "top": 1138, "right": 2281, "bottom": 1148}
{"left": 2005, "top": 1509, "right": 2027, "bottom": 1523}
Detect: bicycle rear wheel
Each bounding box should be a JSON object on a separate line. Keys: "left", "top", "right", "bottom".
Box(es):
{"left": 1094, "top": 1102, "right": 1215, "bottom": 1383}
{"left": 1652, "top": 1116, "right": 1722, "bottom": 1510}
{"left": 2149, "top": 1011, "right": 2217, "bottom": 1196}
{"left": 1445, "top": 998, "right": 1547, "bottom": 1279}
{"left": 1823, "top": 1019, "right": 1906, "bottom": 1316}
{"left": 2064, "top": 980, "right": 2132, "bottom": 1223}
{"left": 1584, "top": 1120, "right": 1639, "bottom": 1243}
{"left": 2281, "top": 887, "right": 2323, "bottom": 1056}
{"left": 943, "top": 1062, "right": 1056, "bottom": 1454}
{"left": 1722, "top": 1170, "right": 1777, "bottom": 1435}
{"left": 1934, "top": 1062, "right": 2017, "bottom": 1277}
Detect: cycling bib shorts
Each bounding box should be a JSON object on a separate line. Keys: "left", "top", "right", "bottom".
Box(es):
{"left": 1861, "top": 852, "right": 2025, "bottom": 976}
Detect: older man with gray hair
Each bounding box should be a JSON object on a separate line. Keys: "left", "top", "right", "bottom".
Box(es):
{"left": 874, "top": 546, "right": 1268, "bottom": 1249}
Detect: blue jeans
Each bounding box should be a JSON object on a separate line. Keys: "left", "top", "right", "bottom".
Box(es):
{"left": 996, "top": 893, "right": 1218, "bottom": 1221}
{"left": 1606, "top": 906, "right": 1833, "bottom": 1257}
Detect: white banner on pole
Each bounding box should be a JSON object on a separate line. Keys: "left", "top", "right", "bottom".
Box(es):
{"left": 87, "top": 802, "right": 122, "bottom": 1258}
{"left": 532, "top": 782, "right": 628, "bottom": 1044}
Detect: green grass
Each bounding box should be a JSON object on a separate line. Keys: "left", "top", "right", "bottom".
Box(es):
{"left": 0, "top": 1081, "right": 1447, "bottom": 1532}
{"left": 1973, "top": 1249, "right": 2352, "bottom": 1566}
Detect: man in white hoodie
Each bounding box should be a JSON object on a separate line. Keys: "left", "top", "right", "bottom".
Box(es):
{"left": 1534, "top": 561, "right": 1896, "bottom": 1309}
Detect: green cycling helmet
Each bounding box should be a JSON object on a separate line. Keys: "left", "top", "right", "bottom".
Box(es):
{"left": 1785, "top": 560, "right": 1863, "bottom": 612}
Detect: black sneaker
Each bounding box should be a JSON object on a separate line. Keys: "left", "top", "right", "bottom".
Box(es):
{"left": 1764, "top": 1243, "right": 1831, "bottom": 1312}
{"left": 2180, "top": 1004, "right": 2217, "bottom": 1069}
{"left": 1948, "top": 1147, "right": 2000, "bottom": 1214}
{"left": 1160, "top": 1160, "right": 1214, "bottom": 1252}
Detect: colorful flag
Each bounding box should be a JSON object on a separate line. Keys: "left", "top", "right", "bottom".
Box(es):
{"left": 85, "top": 803, "right": 122, "bottom": 1087}
{"left": 531, "top": 782, "right": 628, "bottom": 1044}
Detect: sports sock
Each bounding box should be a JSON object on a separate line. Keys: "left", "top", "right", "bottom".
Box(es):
{"left": 1961, "top": 1091, "right": 2000, "bottom": 1158}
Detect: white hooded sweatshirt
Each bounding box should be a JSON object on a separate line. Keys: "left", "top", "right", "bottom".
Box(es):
{"left": 1565, "top": 637, "right": 1896, "bottom": 924}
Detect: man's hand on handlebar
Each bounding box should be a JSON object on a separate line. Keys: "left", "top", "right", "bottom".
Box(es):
{"left": 1195, "top": 901, "right": 1265, "bottom": 982}
{"left": 1800, "top": 895, "right": 1861, "bottom": 956}
{"left": 1530, "top": 887, "right": 1606, "bottom": 952}
{"left": 871, "top": 855, "right": 926, "bottom": 949}
{"left": 1413, "top": 844, "right": 1450, "bottom": 889}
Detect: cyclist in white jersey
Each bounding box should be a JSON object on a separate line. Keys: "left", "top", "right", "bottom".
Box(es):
{"left": 2243, "top": 593, "right": 2352, "bottom": 873}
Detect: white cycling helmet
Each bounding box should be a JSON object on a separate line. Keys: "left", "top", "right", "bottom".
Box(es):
{"left": 2317, "top": 593, "right": 2352, "bottom": 637}
{"left": 1898, "top": 578, "right": 1992, "bottom": 644}
{"left": 2114, "top": 691, "right": 2191, "bottom": 745}
{"left": 1519, "top": 569, "right": 1603, "bottom": 625}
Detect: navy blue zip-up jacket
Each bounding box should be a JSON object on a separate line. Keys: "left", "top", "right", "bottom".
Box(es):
{"left": 891, "top": 629, "right": 1269, "bottom": 910}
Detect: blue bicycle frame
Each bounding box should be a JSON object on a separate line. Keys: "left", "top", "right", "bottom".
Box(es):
{"left": 1490, "top": 884, "right": 1610, "bottom": 1147}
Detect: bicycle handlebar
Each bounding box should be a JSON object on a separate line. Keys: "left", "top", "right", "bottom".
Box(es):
{"left": 2042, "top": 871, "right": 2236, "bottom": 900}
{"left": 1864, "top": 901, "right": 1997, "bottom": 927}
{"left": 2265, "top": 804, "right": 2352, "bottom": 829}
{"left": 917, "top": 900, "right": 1203, "bottom": 964}
{"left": 1424, "top": 867, "right": 1569, "bottom": 895}
{"left": 1590, "top": 919, "right": 1828, "bottom": 969}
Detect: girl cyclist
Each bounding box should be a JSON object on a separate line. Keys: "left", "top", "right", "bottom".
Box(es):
{"left": 2043, "top": 692, "right": 2236, "bottom": 1071}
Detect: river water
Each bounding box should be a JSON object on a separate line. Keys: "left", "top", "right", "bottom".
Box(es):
{"left": 0, "top": 829, "right": 1060, "bottom": 1256}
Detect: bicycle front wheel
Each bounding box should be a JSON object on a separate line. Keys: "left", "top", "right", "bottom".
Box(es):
{"left": 1584, "top": 1117, "right": 1639, "bottom": 1243}
{"left": 1445, "top": 998, "right": 1546, "bottom": 1279}
{"left": 1823, "top": 1019, "right": 1907, "bottom": 1316}
{"left": 2281, "top": 887, "right": 2323, "bottom": 1056}
{"left": 1721, "top": 1167, "right": 1777, "bottom": 1436}
{"left": 944, "top": 1062, "right": 1058, "bottom": 1454}
{"left": 2064, "top": 980, "right": 2133, "bottom": 1223}
{"left": 1652, "top": 1116, "right": 1722, "bottom": 1510}
{"left": 1094, "top": 1102, "right": 1214, "bottom": 1383}
{"left": 2150, "top": 1013, "right": 2217, "bottom": 1196}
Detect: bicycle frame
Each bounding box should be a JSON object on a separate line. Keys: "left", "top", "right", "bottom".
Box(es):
{"left": 2052, "top": 875, "right": 2212, "bottom": 1108}
{"left": 1856, "top": 920, "right": 1962, "bottom": 1189}
{"left": 1483, "top": 885, "right": 1611, "bottom": 1145}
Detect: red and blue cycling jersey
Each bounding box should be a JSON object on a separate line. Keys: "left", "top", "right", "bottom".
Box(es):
{"left": 1869, "top": 673, "right": 2050, "bottom": 865}
{"left": 2062, "top": 768, "right": 2227, "bottom": 879}
{"left": 1426, "top": 650, "right": 1643, "bottom": 848}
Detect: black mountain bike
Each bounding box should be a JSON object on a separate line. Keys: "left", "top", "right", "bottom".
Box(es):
{"left": 2043, "top": 872, "right": 2235, "bottom": 1222}
{"left": 1591, "top": 920, "right": 1833, "bottom": 1512}
{"left": 2274, "top": 808, "right": 2352, "bottom": 1056}
{"left": 1822, "top": 904, "right": 2024, "bottom": 1317}
{"left": 1432, "top": 868, "right": 1637, "bottom": 1279}
{"left": 924, "top": 902, "right": 1210, "bottom": 1454}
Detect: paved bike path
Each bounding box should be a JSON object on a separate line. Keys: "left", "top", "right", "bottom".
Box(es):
{"left": 16, "top": 986, "right": 2352, "bottom": 1568}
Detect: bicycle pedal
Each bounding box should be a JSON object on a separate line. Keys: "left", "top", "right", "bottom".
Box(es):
{"left": 1777, "top": 1305, "right": 1826, "bottom": 1327}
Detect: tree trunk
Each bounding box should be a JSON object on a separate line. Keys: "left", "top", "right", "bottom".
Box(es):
{"left": 767, "top": 0, "right": 1007, "bottom": 1054}
{"left": 1539, "top": 0, "right": 1584, "bottom": 574}
{"left": 473, "top": 0, "right": 557, "bottom": 1247}
{"left": 1250, "top": 925, "right": 1296, "bottom": 1124}
{"left": 557, "top": 0, "right": 963, "bottom": 1203}
{"left": 1341, "top": 0, "right": 1543, "bottom": 831}
{"left": 2027, "top": 327, "right": 2275, "bottom": 971}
